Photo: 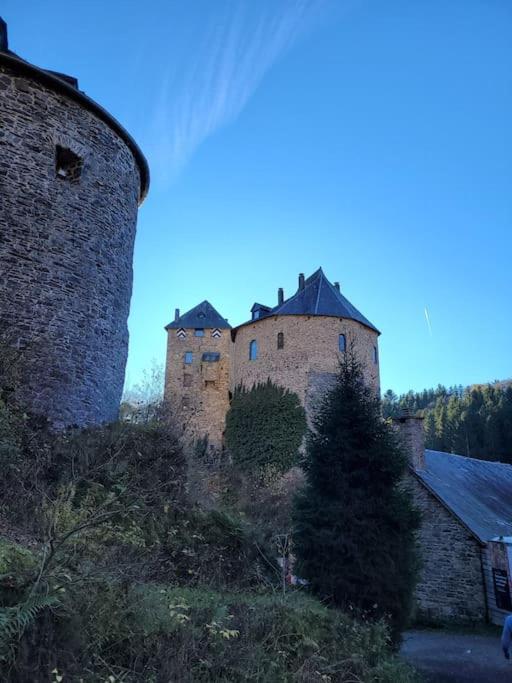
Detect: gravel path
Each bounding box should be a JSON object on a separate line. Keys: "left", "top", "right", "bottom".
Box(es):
{"left": 401, "top": 629, "right": 512, "bottom": 682}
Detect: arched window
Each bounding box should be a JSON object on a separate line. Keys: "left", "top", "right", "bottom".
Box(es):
{"left": 277, "top": 332, "right": 284, "bottom": 350}
{"left": 373, "top": 346, "right": 378, "bottom": 364}
{"left": 339, "top": 334, "right": 346, "bottom": 352}
{"left": 249, "top": 339, "right": 258, "bottom": 361}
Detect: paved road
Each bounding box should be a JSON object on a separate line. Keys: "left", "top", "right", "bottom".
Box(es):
{"left": 401, "top": 629, "right": 512, "bottom": 682}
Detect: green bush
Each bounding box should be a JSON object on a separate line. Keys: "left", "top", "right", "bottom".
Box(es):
{"left": 225, "top": 381, "right": 307, "bottom": 475}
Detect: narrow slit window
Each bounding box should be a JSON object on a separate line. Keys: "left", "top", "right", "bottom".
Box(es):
{"left": 184, "top": 351, "right": 193, "bottom": 364}
{"left": 277, "top": 332, "right": 284, "bottom": 350}
{"left": 339, "top": 334, "right": 346, "bottom": 352}
{"left": 55, "top": 145, "right": 83, "bottom": 183}
{"left": 373, "top": 346, "right": 378, "bottom": 364}
{"left": 249, "top": 339, "right": 258, "bottom": 361}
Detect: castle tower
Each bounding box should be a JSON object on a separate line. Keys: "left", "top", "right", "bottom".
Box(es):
{"left": 164, "top": 302, "right": 231, "bottom": 448}
{"left": 232, "top": 268, "right": 380, "bottom": 417}
{"left": 0, "top": 19, "right": 149, "bottom": 427}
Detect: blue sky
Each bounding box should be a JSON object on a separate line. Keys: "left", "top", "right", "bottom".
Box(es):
{"left": 4, "top": 0, "right": 511, "bottom": 394}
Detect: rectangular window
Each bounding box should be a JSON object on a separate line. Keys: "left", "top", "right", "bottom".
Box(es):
{"left": 277, "top": 332, "right": 284, "bottom": 350}
{"left": 184, "top": 351, "right": 193, "bottom": 364}
{"left": 194, "top": 328, "right": 205, "bottom": 337}
{"left": 183, "top": 373, "right": 192, "bottom": 387}
{"left": 339, "top": 334, "right": 346, "bottom": 352}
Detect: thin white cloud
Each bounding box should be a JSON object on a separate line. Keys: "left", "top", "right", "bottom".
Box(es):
{"left": 147, "top": 0, "right": 329, "bottom": 184}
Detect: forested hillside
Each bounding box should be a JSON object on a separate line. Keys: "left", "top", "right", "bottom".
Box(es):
{"left": 383, "top": 381, "right": 512, "bottom": 463}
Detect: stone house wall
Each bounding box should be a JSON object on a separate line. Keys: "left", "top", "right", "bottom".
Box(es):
{"left": 164, "top": 327, "right": 231, "bottom": 447}
{"left": 0, "top": 61, "right": 144, "bottom": 427}
{"left": 408, "top": 474, "right": 487, "bottom": 621}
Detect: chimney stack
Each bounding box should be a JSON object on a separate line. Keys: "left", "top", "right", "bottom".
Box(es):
{"left": 334, "top": 281, "right": 340, "bottom": 292}
{"left": 0, "top": 18, "right": 8, "bottom": 52}
{"left": 174, "top": 308, "right": 180, "bottom": 322}
{"left": 298, "top": 273, "right": 305, "bottom": 290}
{"left": 393, "top": 409, "right": 425, "bottom": 470}
{"left": 278, "top": 287, "right": 284, "bottom": 305}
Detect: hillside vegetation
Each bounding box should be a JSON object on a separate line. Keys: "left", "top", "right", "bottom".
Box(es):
{"left": 383, "top": 380, "right": 512, "bottom": 463}
{"left": 0, "top": 396, "right": 417, "bottom": 682}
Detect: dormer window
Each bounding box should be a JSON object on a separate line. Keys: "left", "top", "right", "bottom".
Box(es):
{"left": 339, "top": 334, "right": 346, "bottom": 352}
{"left": 249, "top": 340, "right": 258, "bottom": 361}
{"left": 194, "top": 329, "right": 205, "bottom": 337}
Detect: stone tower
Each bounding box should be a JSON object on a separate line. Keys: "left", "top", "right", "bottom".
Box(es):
{"left": 0, "top": 19, "right": 149, "bottom": 427}
{"left": 164, "top": 302, "right": 232, "bottom": 447}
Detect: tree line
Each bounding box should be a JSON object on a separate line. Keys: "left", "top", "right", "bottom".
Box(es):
{"left": 382, "top": 381, "right": 512, "bottom": 463}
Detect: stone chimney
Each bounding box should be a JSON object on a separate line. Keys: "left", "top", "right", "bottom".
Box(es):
{"left": 174, "top": 308, "right": 180, "bottom": 322}
{"left": 0, "top": 18, "right": 8, "bottom": 52}
{"left": 334, "top": 281, "right": 340, "bottom": 292}
{"left": 298, "top": 273, "right": 305, "bottom": 290}
{"left": 393, "top": 408, "right": 425, "bottom": 470}
{"left": 278, "top": 287, "right": 284, "bottom": 305}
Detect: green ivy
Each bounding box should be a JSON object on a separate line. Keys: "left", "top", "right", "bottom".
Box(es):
{"left": 225, "top": 381, "right": 306, "bottom": 474}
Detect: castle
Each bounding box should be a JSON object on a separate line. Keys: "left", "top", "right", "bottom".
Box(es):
{"left": 0, "top": 19, "right": 148, "bottom": 427}
{"left": 164, "top": 268, "right": 380, "bottom": 447}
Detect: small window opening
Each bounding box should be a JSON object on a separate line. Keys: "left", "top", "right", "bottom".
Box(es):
{"left": 184, "top": 351, "right": 193, "bottom": 364}
{"left": 373, "top": 346, "right": 378, "bottom": 364}
{"left": 277, "top": 332, "right": 284, "bottom": 350}
{"left": 183, "top": 373, "right": 192, "bottom": 387}
{"left": 339, "top": 334, "right": 346, "bottom": 352}
{"left": 249, "top": 339, "right": 258, "bottom": 361}
{"left": 55, "top": 145, "right": 83, "bottom": 183}
{"left": 194, "top": 328, "right": 205, "bottom": 337}
{"left": 182, "top": 397, "right": 191, "bottom": 408}
{"left": 205, "top": 380, "right": 216, "bottom": 389}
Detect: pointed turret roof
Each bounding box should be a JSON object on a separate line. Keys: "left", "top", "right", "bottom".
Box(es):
{"left": 264, "top": 268, "right": 379, "bottom": 333}
{"left": 166, "top": 300, "right": 231, "bottom": 330}
{"left": 268, "top": 268, "right": 378, "bottom": 332}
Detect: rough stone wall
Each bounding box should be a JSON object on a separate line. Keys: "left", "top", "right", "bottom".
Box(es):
{"left": 0, "top": 64, "right": 140, "bottom": 427}
{"left": 232, "top": 315, "right": 380, "bottom": 419}
{"left": 408, "top": 474, "right": 486, "bottom": 621}
{"left": 164, "top": 327, "right": 231, "bottom": 448}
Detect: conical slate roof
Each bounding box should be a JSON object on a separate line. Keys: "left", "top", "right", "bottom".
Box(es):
{"left": 269, "top": 268, "right": 379, "bottom": 333}
{"left": 166, "top": 300, "right": 231, "bottom": 330}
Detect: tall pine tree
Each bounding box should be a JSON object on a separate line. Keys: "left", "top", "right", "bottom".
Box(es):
{"left": 293, "top": 351, "right": 420, "bottom": 644}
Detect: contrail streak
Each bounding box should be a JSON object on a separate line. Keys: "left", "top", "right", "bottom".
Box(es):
{"left": 424, "top": 306, "right": 433, "bottom": 337}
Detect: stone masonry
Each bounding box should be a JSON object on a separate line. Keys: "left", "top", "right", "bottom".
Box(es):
{"left": 0, "top": 28, "right": 148, "bottom": 427}
{"left": 408, "top": 475, "right": 486, "bottom": 621}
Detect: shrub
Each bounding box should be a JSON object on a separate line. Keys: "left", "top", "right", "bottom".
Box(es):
{"left": 225, "top": 381, "right": 306, "bottom": 475}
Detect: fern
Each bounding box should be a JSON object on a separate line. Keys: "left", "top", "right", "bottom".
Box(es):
{"left": 0, "top": 593, "right": 59, "bottom": 662}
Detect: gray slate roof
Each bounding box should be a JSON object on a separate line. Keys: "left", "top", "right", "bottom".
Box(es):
{"left": 416, "top": 450, "right": 512, "bottom": 543}
{"left": 268, "top": 268, "right": 378, "bottom": 332}
{"left": 166, "top": 301, "right": 231, "bottom": 330}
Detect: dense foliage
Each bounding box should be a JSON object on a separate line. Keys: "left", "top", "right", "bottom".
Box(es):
{"left": 0, "top": 394, "right": 417, "bottom": 682}
{"left": 225, "top": 381, "right": 307, "bottom": 475}
{"left": 383, "top": 381, "right": 512, "bottom": 463}
{"left": 294, "top": 353, "right": 420, "bottom": 644}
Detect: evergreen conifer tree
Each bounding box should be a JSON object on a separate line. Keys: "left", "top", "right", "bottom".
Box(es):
{"left": 293, "top": 350, "right": 420, "bottom": 644}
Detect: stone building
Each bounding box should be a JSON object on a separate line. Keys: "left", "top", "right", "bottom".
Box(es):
{"left": 0, "top": 19, "right": 149, "bottom": 427}
{"left": 164, "top": 267, "right": 380, "bottom": 446}
{"left": 396, "top": 412, "right": 512, "bottom": 625}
